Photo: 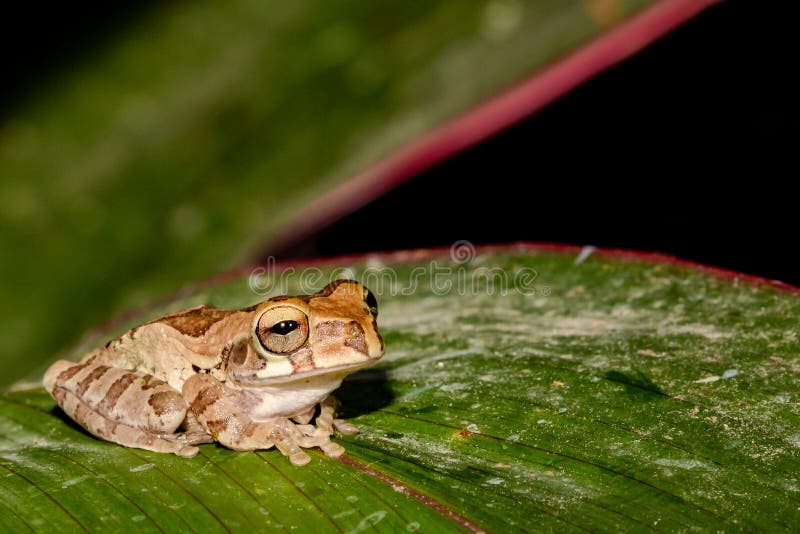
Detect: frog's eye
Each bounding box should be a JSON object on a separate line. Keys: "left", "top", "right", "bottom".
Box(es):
{"left": 363, "top": 287, "right": 378, "bottom": 317}
{"left": 256, "top": 306, "right": 309, "bottom": 354}
{"left": 270, "top": 320, "right": 298, "bottom": 335}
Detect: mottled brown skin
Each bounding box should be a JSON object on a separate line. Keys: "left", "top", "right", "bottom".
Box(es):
{"left": 43, "top": 280, "right": 384, "bottom": 465}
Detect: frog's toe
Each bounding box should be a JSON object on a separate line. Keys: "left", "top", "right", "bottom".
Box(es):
{"left": 274, "top": 432, "right": 312, "bottom": 465}
{"left": 174, "top": 431, "right": 214, "bottom": 445}
{"left": 289, "top": 450, "right": 312, "bottom": 466}
{"left": 320, "top": 441, "right": 345, "bottom": 458}
{"left": 291, "top": 407, "right": 316, "bottom": 425}
{"left": 333, "top": 419, "right": 359, "bottom": 435}
{"left": 295, "top": 424, "right": 315, "bottom": 436}
{"left": 176, "top": 445, "right": 200, "bottom": 458}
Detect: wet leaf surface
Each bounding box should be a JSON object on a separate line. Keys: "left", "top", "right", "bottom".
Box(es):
{"left": 3, "top": 247, "right": 798, "bottom": 531}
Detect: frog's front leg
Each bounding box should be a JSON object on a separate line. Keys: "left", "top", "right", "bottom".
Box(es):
{"left": 44, "top": 360, "right": 209, "bottom": 457}
{"left": 316, "top": 395, "right": 360, "bottom": 436}
{"left": 289, "top": 396, "right": 359, "bottom": 459}
{"left": 184, "top": 374, "right": 327, "bottom": 465}
{"left": 291, "top": 406, "right": 316, "bottom": 425}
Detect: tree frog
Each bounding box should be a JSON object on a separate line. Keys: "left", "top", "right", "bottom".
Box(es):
{"left": 43, "top": 280, "right": 384, "bottom": 465}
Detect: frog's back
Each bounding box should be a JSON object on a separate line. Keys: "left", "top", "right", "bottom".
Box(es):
{"left": 82, "top": 305, "right": 253, "bottom": 390}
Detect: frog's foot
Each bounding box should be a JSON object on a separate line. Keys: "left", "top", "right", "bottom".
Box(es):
{"left": 333, "top": 419, "right": 360, "bottom": 436}
{"left": 44, "top": 360, "right": 201, "bottom": 457}
{"left": 319, "top": 441, "right": 346, "bottom": 458}
{"left": 290, "top": 422, "right": 345, "bottom": 458}
{"left": 184, "top": 374, "right": 317, "bottom": 464}
{"left": 183, "top": 375, "right": 347, "bottom": 465}
{"left": 291, "top": 406, "right": 316, "bottom": 425}
{"left": 173, "top": 411, "right": 215, "bottom": 446}
{"left": 168, "top": 429, "right": 215, "bottom": 447}
{"left": 270, "top": 421, "right": 313, "bottom": 466}
{"left": 284, "top": 396, "right": 353, "bottom": 459}
{"left": 317, "top": 395, "right": 360, "bottom": 436}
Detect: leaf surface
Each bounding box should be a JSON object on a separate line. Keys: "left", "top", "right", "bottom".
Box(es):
{"left": 3, "top": 246, "right": 798, "bottom": 531}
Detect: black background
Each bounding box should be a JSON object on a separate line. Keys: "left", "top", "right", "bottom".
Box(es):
{"left": 293, "top": 0, "right": 799, "bottom": 285}
{"left": 3, "top": 0, "right": 798, "bottom": 285}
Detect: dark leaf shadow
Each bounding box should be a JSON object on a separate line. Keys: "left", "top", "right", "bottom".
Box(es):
{"left": 336, "top": 369, "right": 395, "bottom": 418}
{"left": 49, "top": 405, "right": 101, "bottom": 439}
{"left": 604, "top": 369, "right": 668, "bottom": 400}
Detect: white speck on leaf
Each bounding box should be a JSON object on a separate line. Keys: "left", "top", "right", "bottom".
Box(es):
{"left": 130, "top": 463, "right": 155, "bottom": 473}
{"left": 574, "top": 245, "right": 596, "bottom": 265}
{"left": 61, "top": 475, "right": 89, "bottom": 489}
{"left": 695, "top": 369, "right": 739, "bottom": 384}
{"left": 347, "top": 511, "right": 387, "bottom": 533}
{"left": 440, "top": 383, "right": 467, "bottom": 392}
{"left": 655, "top": 458, "right": 713, "bottom": 471}
{"left": 694, "top": 375, "right": 720, "bottom": 384}
{"left": 333, "top": 510, "right": 356, "bottom": 520}
{"left": 721, "top": 369, "right": 739, "bottom": 379}
{"left": 485, "top": 477, "right": 505, "bottom": 485}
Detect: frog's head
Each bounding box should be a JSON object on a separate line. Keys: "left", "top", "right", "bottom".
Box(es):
{"left": 230, "top": 280, "right": 384, "bottom": 386}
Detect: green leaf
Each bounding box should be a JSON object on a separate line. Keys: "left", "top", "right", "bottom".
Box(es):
{"left": 0, "top": 0, "right": 677, "bottom": 384}
{"left": 3, "top": 246, "right": 799, "bottom": 531}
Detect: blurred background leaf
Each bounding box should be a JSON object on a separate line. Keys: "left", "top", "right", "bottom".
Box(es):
{"left": 0, "top": 0, "right": 663, "bottom": 385}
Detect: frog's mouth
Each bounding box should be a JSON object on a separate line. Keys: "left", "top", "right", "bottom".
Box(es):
{"left": 230, "top": 357, "right": 378, "bottom": 387}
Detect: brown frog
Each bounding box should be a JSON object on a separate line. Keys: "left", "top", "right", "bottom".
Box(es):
{"left": 43, "top": 280, "right": 384, "bottom": 465}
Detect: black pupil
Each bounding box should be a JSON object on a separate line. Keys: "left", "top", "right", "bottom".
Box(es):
{"left": 364, "top": 289, "right": 378, "bottom": 315}
{"left": 270, "top": 320, "right": 298, "bottom": 335}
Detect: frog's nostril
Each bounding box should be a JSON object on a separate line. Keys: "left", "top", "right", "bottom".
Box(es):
{"left": 346, "top": 321, "right": 363, "bottom": 337}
